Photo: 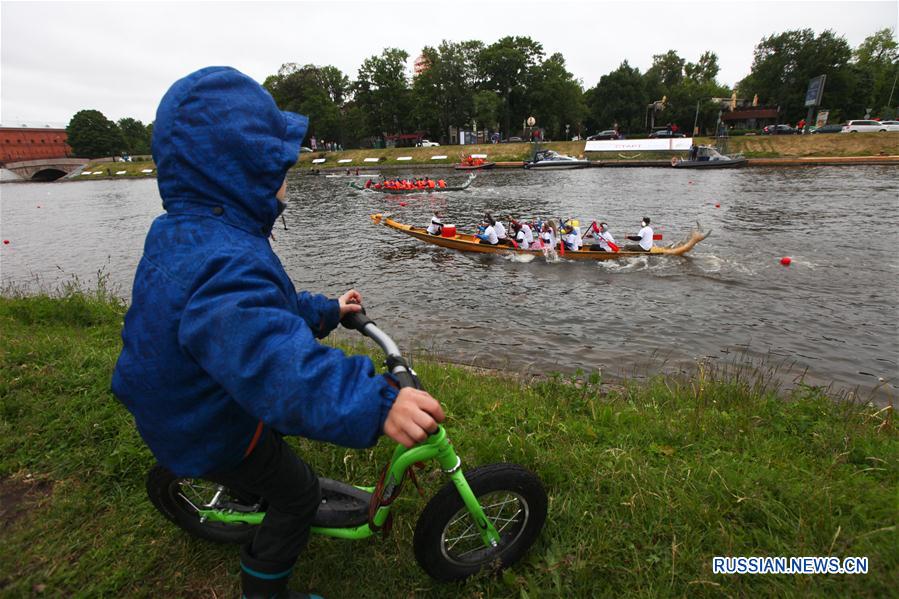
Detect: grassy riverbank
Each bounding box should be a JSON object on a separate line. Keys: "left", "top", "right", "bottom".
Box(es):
{"left": 1, "top": 289, "right": 895, "bottom": 597}
{"left": 76, "top": 133, "right": 899, "bottom": 178}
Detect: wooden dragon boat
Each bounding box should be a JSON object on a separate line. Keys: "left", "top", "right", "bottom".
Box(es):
{"left": 370, "top": 214, "right": 710, "bottom": 260}
{"left": 349, "top": 174, "right": 476, "bottom": 194}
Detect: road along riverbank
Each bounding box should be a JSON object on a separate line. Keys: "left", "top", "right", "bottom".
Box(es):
{"left": 23, "top": 132, "right": 898, "bottom": 181}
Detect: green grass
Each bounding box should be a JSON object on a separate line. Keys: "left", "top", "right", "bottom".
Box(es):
{"left": 1, "top": 289, "right": 896, "bottom": 598}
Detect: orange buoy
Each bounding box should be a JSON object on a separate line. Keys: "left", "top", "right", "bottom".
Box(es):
{"left": 780, "top": 257, "right": 792, "bottom": 266}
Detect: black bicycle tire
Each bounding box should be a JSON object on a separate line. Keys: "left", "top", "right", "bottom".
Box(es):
{"left": 413, "top": 463, "right": 547, "bottom": 582}
{"left": 146, "top": 464, "right": 257, "bottom": 545}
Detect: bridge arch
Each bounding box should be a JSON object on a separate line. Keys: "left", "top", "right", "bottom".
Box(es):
{"left": 1, "top": 157, "right": 89, "bottom": 181}
{"left": 31, "top": 168, "right": 67, "bottom": 182}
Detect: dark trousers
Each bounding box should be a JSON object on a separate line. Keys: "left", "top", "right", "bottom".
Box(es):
{"left": 205, "top": 429, "right": 321, "bottom": 570}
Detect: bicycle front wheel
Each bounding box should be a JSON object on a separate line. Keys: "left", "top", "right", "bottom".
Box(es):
{"left": 413, "top": 463, "right": 547, "bottom": 581}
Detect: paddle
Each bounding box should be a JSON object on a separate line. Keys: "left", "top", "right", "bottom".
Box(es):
{"left": 587, "top": 221, "right": 620, "bottom": 252}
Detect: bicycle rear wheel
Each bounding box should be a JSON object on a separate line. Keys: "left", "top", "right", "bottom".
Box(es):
{"left": 413, "top": 463, "right": 547, "bottom": 581}
{"left": 146, "top": 464, "right": 258, "bottom": 544}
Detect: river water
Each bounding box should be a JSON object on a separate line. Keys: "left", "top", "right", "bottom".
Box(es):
{"left": 2, "top": 166, "right": 897, "bottom": 403}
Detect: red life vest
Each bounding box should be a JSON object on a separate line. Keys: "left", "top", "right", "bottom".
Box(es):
{"left": 438, "top": 180, "right": 446, "bottom": 188}
{"left": 428, "top": 180, "right": 436, "bottom": 189}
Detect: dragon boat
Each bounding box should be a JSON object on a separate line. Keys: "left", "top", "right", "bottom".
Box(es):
{"left": 349, "top": 174, "right": 476, "bottom": 194}
{"left": 370, "top": 214, "right": 710, "bottom": 260}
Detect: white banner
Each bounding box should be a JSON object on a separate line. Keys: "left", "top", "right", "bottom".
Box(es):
{"left": 585, "top": 138, "right": 693, "bottom": 152}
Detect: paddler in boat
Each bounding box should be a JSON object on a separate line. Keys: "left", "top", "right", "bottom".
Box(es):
{"left": 625, "top": 217, "right": 654, "bottom": 252}
{"left": 584, "top": 221, "right": 617, "bottom": 252}
{"left": 512, "top": 221, "right": 530, "bottom": 249}
{"left": 476, "top": 219, "right": 500, "bottom": 245}
{"left": 426, "top": 211, "right": 444, "bottom": 236}
{"left": 511, "top": 219, "right": 535, "bottom": 246}
{"left": 560, "top": 223, "right": 579, "bottom": 251}
{"left": 485, "top": 212, "right": 511, "bottom": 245}
{"left": 540, "top": 220, "right": 557, "bottom": 248}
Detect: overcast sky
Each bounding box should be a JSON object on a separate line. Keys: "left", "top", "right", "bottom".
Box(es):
{"left": 2, "top": 0, "right": 896, "bottom": 126}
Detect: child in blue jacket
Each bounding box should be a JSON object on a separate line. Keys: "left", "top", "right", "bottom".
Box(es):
{"left": 112, "top": 66, "right": 444, "bottom": 599}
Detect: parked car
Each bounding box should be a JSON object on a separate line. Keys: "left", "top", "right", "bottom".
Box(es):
{"left": 300, "top": 146, "right": 313, "bottom": 153}
{"left": 879, "top": 120, "right": 899, "bottom": 131}
{"left": 417, "top": 139, "right": 440, "bottom": 147}
{"left": 586, "top": 130, "right": 620, "bottom": 141}
{"left": 649, "top": 129, "right": 685, "bottom": 138}
{"left": 841, "top": 120, "right": 888, "bottom": 133}
{"left": 763, "top": 124, "right": 799, "bottom": 135}
{"left": 505, "top": 136, "right": 523, "bottom": 143}
{"left": 810, "top": 124, "right": 844, "bottom": 134}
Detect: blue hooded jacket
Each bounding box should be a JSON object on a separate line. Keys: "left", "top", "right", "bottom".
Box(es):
{"left": 111, "top": 67, "right": 398, "bottom": 477}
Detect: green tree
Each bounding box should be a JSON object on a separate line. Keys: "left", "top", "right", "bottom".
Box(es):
{"left": 66, "top": 109, "right": 125, "bottom": 158}
{"left": 685, "top": 51, "right": 720, "bottom": 83}
{"left": 117, "top": 117, "right": 151, "bottom": 155}
{"left": 412, "top": 40, "right": 484, "bottom": 142}
{"left": 477, "top": 36, "right": 544, "bottom": 138}
{"left": 354, "top": 48, "right": 413, "bottom": 139}
{"left": 585, "top": 61, "right": 647, "bottom": 134}
{"left": 263, "top": 63, "right": 350, "bottom": 145}
{"left": 472, "top": 90, "right": 503, "bottom": 132}
{"left": 853, "top": 28, "right": 899, "bottom": 115}
{"left": 528, "top": 53, "right": 586, "bottom": 140}
{"left": 737, "top": 29, "right": 856, "bottom": 123}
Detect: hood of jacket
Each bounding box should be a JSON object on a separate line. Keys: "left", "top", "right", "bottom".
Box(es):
{"left": 152, "top": 66, "right": 307, "bottom": 236}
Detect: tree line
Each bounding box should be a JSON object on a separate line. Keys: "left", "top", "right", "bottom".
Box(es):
{"left": 66, "top": 28, "right": 897, "bottom": 156}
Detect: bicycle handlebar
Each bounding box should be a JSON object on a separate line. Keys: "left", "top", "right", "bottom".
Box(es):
{"left": 340, "top": 307, "right": 420, "bottom": 390}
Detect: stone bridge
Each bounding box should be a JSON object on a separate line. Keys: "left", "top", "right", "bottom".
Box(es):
{"left": 1, "top": 157, "right": 90, "bottom": 182}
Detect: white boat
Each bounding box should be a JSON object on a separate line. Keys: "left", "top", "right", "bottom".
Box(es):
{"left": 672, "top": 145, "right": 746, "bottom": 169}
{"left": 523, "top": 149, "right": 590, "bottom": 170}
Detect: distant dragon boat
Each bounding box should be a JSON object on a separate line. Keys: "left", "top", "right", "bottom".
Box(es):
{"left": 371, "top": 214, "right": 710, "bottom": 260}
{"left": 349, "top": 174, "right": 476, "bottom": 194}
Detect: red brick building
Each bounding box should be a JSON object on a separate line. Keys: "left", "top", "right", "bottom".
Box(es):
{"left": 0, "top": 126, "right": 72, "bottom": 163}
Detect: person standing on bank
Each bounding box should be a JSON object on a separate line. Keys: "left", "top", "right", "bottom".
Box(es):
{"left": 111, "top": 66, "right": 444, "bottom": 599}
{"left": 625, "top": 217, "right": 654, "bottom": 252}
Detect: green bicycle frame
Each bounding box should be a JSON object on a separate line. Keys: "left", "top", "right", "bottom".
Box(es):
{"left": 198, "top": 425, "right": 501, "bottom": 547}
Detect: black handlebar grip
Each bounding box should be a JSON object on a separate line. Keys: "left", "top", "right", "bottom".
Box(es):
{"left": 393, "top": 370, "right": 421, "bottom": 390}
{"left": 340, "top": 308, "right": 373, "bottom": 331}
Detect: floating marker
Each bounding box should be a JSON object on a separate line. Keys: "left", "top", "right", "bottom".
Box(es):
{"left": 780, "top": 257, "right": 792, "bottom": 266}
{"left": 399, "top": 202, "right": 407, "bottom": 206}
{"left": 3, "top": 240, "right": 9, "bottom": 245}
{"left": 715, "top": 203, "right": 720, "bottom": 208}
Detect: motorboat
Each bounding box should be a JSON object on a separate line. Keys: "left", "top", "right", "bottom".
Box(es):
{"left": 672, "top": 145, "right": 746, "bottom": 168}
{"left": 523, "top": 149, "right": 590, "bottom": 170}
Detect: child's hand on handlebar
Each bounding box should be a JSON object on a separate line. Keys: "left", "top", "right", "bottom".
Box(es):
{"left": 338, "top": 289, "right": 363, "bottom": 318}
{"left": 384, "top": 388, "right": 446, "bottom": 448}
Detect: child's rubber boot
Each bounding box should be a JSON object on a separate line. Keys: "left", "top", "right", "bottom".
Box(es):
{"left": 239, "top": 545, "right": 323, "bottom": 599}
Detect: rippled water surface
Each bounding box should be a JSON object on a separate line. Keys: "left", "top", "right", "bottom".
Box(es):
{"left": 2, "top": 166, "right": 898, "bottom": 402}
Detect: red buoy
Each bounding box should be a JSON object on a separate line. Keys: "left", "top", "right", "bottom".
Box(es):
{"left": 780, "top": 257, "right": 792, "bottom": 266}
{"left": 715, "top": 203, "right": 720, "bottom": 208}
{"left": 399, "top": 202, "right": 407, "bottom": 207}
{"left": 2, "top": 240, "right": 9, "bottom": 245}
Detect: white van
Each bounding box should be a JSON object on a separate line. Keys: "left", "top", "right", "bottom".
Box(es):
{"left": 841, "top": 120, "right": 889, "bottom": 133}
